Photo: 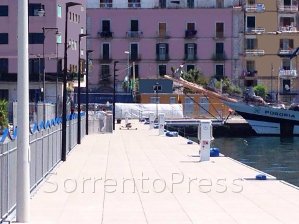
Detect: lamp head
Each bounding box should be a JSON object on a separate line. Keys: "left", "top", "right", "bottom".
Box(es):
{"left": 87, "top": 50, "right": 94, "bottom": 54}
{"left": 66, "top": 2, "right": 82, "bottom": 8}
{"left": 79, "top": 33, "right": 89, "bottom": 39}
{"left": 124, "top": 51, "right": 130, "bottom": 54}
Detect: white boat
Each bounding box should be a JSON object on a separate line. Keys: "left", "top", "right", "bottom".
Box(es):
{"left": 224, "top": 101, "right": 299, "bottom": 136}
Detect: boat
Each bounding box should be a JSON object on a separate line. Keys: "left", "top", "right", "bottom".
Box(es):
{"left": 224, "top": 100, "right": 299, "bottom": 136}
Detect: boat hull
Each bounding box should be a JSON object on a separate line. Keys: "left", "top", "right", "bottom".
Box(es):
{"left": 225, "top": 101, "right": 299, "bottom": 136}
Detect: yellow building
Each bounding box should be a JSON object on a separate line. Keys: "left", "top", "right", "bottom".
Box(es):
{"left": 244, "top": 0, "right": 299, "bottom": 103}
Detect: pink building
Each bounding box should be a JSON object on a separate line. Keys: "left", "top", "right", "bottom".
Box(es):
{"left": 87, "top": 5, "right": 243, "bottom": 92}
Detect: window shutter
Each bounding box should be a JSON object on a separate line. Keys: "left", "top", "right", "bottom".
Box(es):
{"left": 166, "top": 43, "right": 169, "bottom": 54}
{"left": 184, "top": 44, "right": 188, "bottom": 56}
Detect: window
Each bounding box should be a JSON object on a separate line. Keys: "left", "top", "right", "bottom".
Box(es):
{"left": 130, "top": 20, "right": 139, "bottom": 31}
{"left": 187, "top": 22, "right": 195, "bottom": 31}
{"left": 215, "top": 64, "right": 224, "bottom": 77}
{"left": 282, "top": 58, "right": 291, "bottom": 70}
{"left": 158, "top": 22, "right": 167, "bottom": 37}
{"left": 150, "top": 97, "right": 160, "bottom": 104}
{"left": 57, "top": 5, "right": 62, "bottom": 18}
{"left": 280, "top": 39, "right": 294, "bottom": 49}
{"left": 159, "top": 65, "right": 167, "bottom": 76}
{"left": 187, "top": 65, "right": 195, "bottom": 72}
{"left": 216, "top": 0, "right": 224, "bottom": 8}
{"left": 102, "top": 43, "right": 110, "bottom": 60}
{"left": 0, "top": 58, "right": 8, "bottom": 74}
{"left": 248, "top": 0, "right": 256, "bottom": 4}
{"left": 246, "top": 60, "right": 255, "bottom": 72}
{"left": 216, "top": 22, "right": 224, "bottom": 38}
{"left": 283, "top": 79, "right": 291, "bottom": 92}
{"left": 101, "top": 65, "right": 110, "bottom": 81}
{"left": 159, "top": 0, "right": 166, "bottom": 8}
{"left": 102, "top": 20, "right": 111, "bottom": 31}
{"left": 0, "top": 33, "right": 8, "bottom": 44}
{"left": 246, "top": 16, "right": 255, "bottom": 30}
{"left": 169, "top": 97, "right": 176, "bottom": 104}
{"left": 187, "top": 0, "right": 194, "bottom": 8}
{"left": 185, "top": 23, "right": 196, "bottom": 38}
{"left": 130, "top": 43, "right": 139, "bottom": 60}
{"left": 284, "top": 0, "right": 291, "bottom": 6}
{"left": 246, "top": 38, "right": 257, "bottom": 49}
{"left": 29, "top": 33, "right": 43, "bottom": 44}
{"left": 156, "top": 43, "right": 169, "bottom": 60}
{"left": 0, "top": 5, "right": 8, "bottom": 16}
{"left": 0, "top": 89, "right": 8, "bottom": 100}
{"left": 184, "top": 97, "right": 194, "bottom": 116}
{"left": 28, "top": 4, "right": 45, "bottom": 16}
{"left": 128, "top": 0, "right": 141, "bottom": 8}
{"left": 56, "top": 34, "right": 62, "bottom": 44}
{"left": 29, "top": 58, "right": 44, "bottom": 76}
{"left": 81, "top": 27, "right": 84, "bottom": 34}
{"left": 100, "top": 0, "right": 112, "bottom": 8}
{"left": 216, "top": 42, "right": 224, "bottom": 54}
{"left": 185, "top": 43, "right": 197, "bottom": 60}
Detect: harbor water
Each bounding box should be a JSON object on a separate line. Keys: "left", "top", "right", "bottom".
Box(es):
{"left": 211, "top": 137, "right": 299, "bottom": 187}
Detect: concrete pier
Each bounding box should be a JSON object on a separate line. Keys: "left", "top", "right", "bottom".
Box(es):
{"left": 28, "top": 121, "right": 299, "bottom": 223}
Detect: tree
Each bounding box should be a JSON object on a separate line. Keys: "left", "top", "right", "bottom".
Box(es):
{"left": 254, "top": 84, "right": 267, "bottom": 98}
{"left": 181, "top": 69, "right": 208, "bottom": 87}
{"left": 0, "top": 99, "right": 8, "bottom": 129}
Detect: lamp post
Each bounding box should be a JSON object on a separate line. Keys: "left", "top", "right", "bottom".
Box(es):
{"left": 86, "top": 50, "right": 93, "bottom": 135}
{"left": 62, "top": 2, "right": 82, "bottom": 161}
{"left": 42, "top": 27, "right": 59, "bottom": 121}
{"left": 113, "top": 60, "right": 119, "bottom": 131}
{"left": 124, "top": 50, "right": 130, "bottom": 92}
{"left": 153, "top": 82, "right": 161, "bottom": 121}
{"left": 77, "top": 33, "right": 88, "bottom": 144}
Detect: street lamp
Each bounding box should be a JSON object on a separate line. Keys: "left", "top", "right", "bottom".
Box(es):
{"left": 113, "top": 60, "right": 119, "bottom": 130}
{"left": 86, "top": 50, "right": 93, "bottom": 135}
{"left": 42, "top": 27, "right": 59, "bottom": 121}
{"left": 153, "top": 82, "right": 161, "bottom": 121}
{"left": 62, "top": 1, "right": 82, "bottom": 161}
{"left": 124, "top": 50, "right": 130, "bottom": 92}
{"left": 77, "top": 33, "right": 88, "bottom": 144}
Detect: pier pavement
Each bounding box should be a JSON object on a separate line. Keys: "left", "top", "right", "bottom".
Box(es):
{"left": 28, "top": 121, "right": 299, "bottom": 224}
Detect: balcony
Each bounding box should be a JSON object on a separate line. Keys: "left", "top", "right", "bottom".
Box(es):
{"left": 100, "top": 3, "right": 112, "bottom": 8}
{"left": 278, "top": 25, "right": 298, "bottom": 33}
{"left": 279, "top": 69, "right": 297, "bottom": 78}
{"left": 184, "top": 54, "right": 197, "bottom": 61}
{"left": 214, "top": 32, "right": 224, "bottom": 39}
{"left": 128, "top": 3, "right": 141, "bottom": 8}
{"left": 246, "top": 27, "right": 265, "bottom": 34}
{"left": 126, "top": 31, "right": 143, "bottom": 38}
{"left": 242, "top": 70, "right": 258, "bottom": 80}
{"left": 157, "top": 31, "right": 170, "bottom": 39}
{"left": 245, "top": 49, "right": 265, "bottom": 56}
{"left": 212, "top": 53, "right": 226, "bottom": 61}
{"left": 97, "top": 31, "right": 113, "bottom": 38}
{"left": 130, "top": 54, "right": 141, "bottom": 61}
{"left": 245, "top": 3, "right": 265, "bottom": 12}
{"left": 156, "top": 54, "right": 170, "bottom": 61}
{"left": 185, "top": 30, "right": 197, "bottom": 38}
{"left": 278, "top": 49, "right": 293, "bottom": 56}
{"left": 99, "top": 56, "right": 112, "bottom": 63}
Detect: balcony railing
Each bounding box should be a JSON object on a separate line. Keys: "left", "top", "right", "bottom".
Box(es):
{"left": 185, "top": 30, "right": 197, "bottom": 38}
{"left": 100, "top": 3, "right": 113, "bottom": 8}
{"left": 156, "top": 54, "right": 170, "bottom": 61}
{"left": 157, "top": 31, "right": 170, "bottom": 39}
{"left": 130, "top": 54, "right": 141, "bottom": 61}
{"left": 99, "top": 56, "right": 112, "bottom": 63}
{"left": 212, "top": 53, "right": 226, "bottom": 61}
{"left": 128, "top": 3, "right": 141, "bottom": 8}
{"left": 245, "top": 3, "right": 265, "bottom": 12}
{"left": 245, "top": 49, "right": 265, "bottom": 56}
{"left": 215, "top": 32, "right": 224, "bottom": 39}
{"left": 97, "top": 31, "right": 113, "bottom": 38}
{"left": 277, "top": 0, "right": 298, "bottom": 12}
{"left": 278, "top": 49, "right": 293, "bottom": 55}
{"left": 279, "top": 69, "right": 297, "bottom": 78}
{"left": 246, "top": 27, "right": 265, "bottom": 34}
{"left": 126, "top": 31, "right": 143, "bottom": 38}
{"left": 184, "top": 54, "right": 197, "bottom": 61}
{"left": 278, "top": 26, "right": 298, "bottom": 32}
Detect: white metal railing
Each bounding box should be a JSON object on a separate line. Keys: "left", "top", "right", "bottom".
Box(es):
{"left": 278, "top": 4, "right": 298, "bottom": 12}
{"left": 246, "top": 27, "right": 265, "bottom": 34}
{"left": 278, "top": 49, "right": 293, "bottom": 55}
{"left": 245, "top": 49, "right": 265, "bottom": 56}
{"left": 126, "top": 31, "right": 143, "bottom": 38}
{"left": 245, "top": 3, "right": 265, "bottom": 12}
{"left": 128, "top": 3, "right": 141, "bottom": 8}
{"left": 278, "top": 26, "right": 298, "bottom": 32}
{"left": 279, "top": 69, "right": 298, "bottom": 78}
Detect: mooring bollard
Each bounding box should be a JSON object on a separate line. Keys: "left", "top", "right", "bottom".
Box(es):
{"left": 158, "top": 113, "right": 165, "bottom": 135}
{"left": 149, "top": 112, "right": 155, "bottom": 130}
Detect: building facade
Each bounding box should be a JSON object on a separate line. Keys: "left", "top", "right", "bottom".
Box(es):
{"left": 0, "top": 0, "right": 86, "bottom": 104}
{"left": 86, "top": 0, "right": 244, "bottom": 94}
{"left": 243, "top": 0, "right": 299, "bottom": 103}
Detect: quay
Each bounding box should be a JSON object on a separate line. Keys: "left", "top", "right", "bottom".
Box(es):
{"left": 25, "top": 121, "right": 299, "bottom": 223}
